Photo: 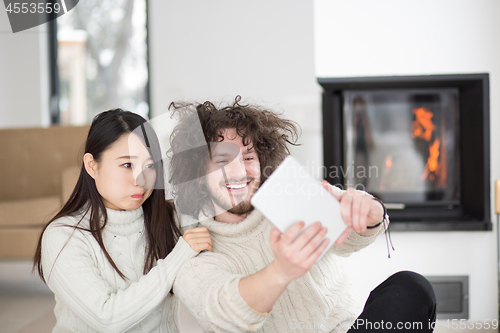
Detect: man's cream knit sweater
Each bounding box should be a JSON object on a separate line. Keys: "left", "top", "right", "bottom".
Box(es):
{"left": 174, "top": 209, "right": 385, "bottom": 333}
{"left": 41, "top": 207, "right": 198, "bottom": 333}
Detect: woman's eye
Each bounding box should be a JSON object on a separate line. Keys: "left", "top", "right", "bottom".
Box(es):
{"left": 216, "top": 160, "right": 228, "bottom": 164}
{"left": 122, "top": 163, "right": 132, "bottom": 168}
{"left": 145, "top": 163, "right": 155, "bottom": 169}
{"left": 244, "top": 157, "right": 254, "bottom": 161}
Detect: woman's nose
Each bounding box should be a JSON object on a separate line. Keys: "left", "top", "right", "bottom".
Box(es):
{"left": 134, "top": 167, "right": 156, "bottom": 189}
{"left": 134, "top": 170, "right": 146, "bottom": 188}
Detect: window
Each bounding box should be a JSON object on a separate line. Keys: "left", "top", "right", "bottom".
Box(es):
{"left": 49, "top": 0, "right": 150, "bottom": 125}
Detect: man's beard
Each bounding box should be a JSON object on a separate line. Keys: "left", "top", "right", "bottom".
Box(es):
{"left": 227, "top": 199, "right": 254, "bottom": 215}
{"left": 210, "top": 177, "right": 260, "bottom": 216}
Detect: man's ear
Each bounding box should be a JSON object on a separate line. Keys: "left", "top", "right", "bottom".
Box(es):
{"left": 83, "top": 153, "right": 97, "bottom": 180}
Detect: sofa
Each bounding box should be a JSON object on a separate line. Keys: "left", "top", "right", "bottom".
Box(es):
{"left": 0, "top": 126, "right": 89, "bottom": 259}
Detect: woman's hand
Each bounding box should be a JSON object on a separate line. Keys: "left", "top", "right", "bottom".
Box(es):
{"left": 183, "top": 226, "right": 212, "bottom": 253}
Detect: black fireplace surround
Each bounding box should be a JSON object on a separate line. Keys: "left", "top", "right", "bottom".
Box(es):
{"left": 318, "top": 74, "right": 491, "bottom": 231}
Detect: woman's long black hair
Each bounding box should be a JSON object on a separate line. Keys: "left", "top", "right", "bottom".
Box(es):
{"left": 33, "top": 109, "right": 181, "bottom": 282}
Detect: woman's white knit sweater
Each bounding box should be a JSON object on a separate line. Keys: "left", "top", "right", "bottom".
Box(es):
{"left": 173, "top": 209, "right": 386, "bottom": 333}
{"left": 41, "top": 207, "right": 197, "bottom": 333}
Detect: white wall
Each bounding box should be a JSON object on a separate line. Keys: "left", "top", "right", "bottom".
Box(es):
{"left": 314, "top": 0, "right": 500, "bottom": 319}
{"left": 148, "top": 0, "right": 323, "bottom": 169}
{"left": 0, "top": 9, "right": 49, "bottom": 129}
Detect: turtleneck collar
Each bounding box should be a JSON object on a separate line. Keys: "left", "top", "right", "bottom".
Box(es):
{"left": 200, "top": 209, "right": 266, "bottom": 237}
{"left": 104, "top": 207, "right": 143, "bottom": 225}
{"left": 79, "top": 206, "right": 144, "bottom": 236}
{"left": 104, "top": 207, "right": 144, "bottom": 236}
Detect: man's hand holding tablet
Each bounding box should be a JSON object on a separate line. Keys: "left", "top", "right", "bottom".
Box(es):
{"left": 251, "top": 156, "right": 385, "bottom": 284}
{"left": 321, "top": 182, "right": 386, "bottom": 237}
{"left": 251, "top": 156, "right": 348, "bottom": 248}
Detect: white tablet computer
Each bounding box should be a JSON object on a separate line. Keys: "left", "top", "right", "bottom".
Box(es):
{"left": 251, "top": 156, "right": 346, "bottom": 253}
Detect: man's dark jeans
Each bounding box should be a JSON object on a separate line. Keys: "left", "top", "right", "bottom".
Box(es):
{"left": 348, "top": 271, "right": 437, "bottom": 333}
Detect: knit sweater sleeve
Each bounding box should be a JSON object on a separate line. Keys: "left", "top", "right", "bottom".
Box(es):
{"left": 41, "top": 218, "right": 197, "bottom": 333}
{"left": 173, "top": 252, "right": 268, "bottom": 332}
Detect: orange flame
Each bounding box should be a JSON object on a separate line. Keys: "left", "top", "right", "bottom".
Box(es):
{"left": 412, "top": 107, "right": 435, "bottom": 142}
{"left": 380, "top": 155, "right": 393, "bottom": 190}
{"left": 421, "top": 138, "right": 440, "bottom": 181}
{"left": 385, "top": 155, "right": 393, "bottom": 169}
{"left": 428, "top": 139, "right": 440, "bottom": 172}
{"left": 411, "top": 107, "right": 444, "bottom": 184}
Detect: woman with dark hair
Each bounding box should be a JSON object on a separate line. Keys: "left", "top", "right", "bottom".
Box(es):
{"left": 33, "top": 109, "right": 211, "bottom": 332}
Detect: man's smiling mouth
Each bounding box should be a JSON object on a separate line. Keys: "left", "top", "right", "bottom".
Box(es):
{"left": 225, "top": 182, "right": 249, "bottom": 190}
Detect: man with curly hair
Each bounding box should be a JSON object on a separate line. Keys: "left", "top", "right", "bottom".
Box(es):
{"left": 169, "top": 97, "right": 436, "bottom": 333}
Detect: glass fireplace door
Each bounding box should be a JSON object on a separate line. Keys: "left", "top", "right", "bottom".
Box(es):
{"left": 343, "top": 89, "right": 460, "bottom": 206}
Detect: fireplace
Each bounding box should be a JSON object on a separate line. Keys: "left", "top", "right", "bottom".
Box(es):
{"left": 318, "top": 74, "right": 491, "bottom": 231}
